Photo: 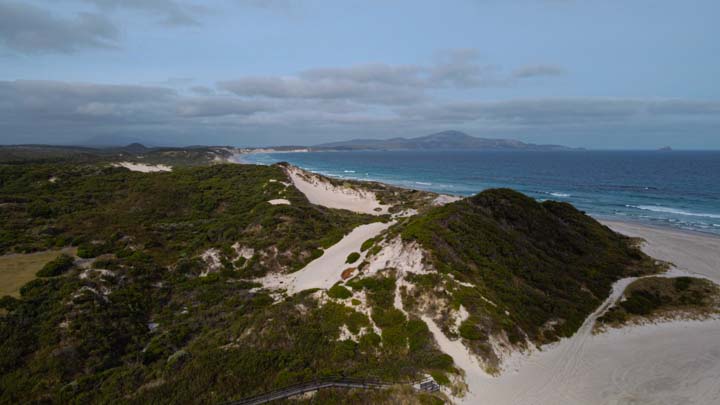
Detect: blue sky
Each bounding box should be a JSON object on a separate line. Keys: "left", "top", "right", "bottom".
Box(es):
{"left": 1, "top": 0, "right": 719, "bottom": 148}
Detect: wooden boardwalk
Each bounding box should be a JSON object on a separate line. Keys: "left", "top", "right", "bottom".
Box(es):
{"left": 225, "top": 376, "right": 440, "bottom": 405}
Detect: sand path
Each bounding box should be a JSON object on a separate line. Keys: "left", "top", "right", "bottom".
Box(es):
{"left": 259, "top": 221, "right": 393, "bottom": 294}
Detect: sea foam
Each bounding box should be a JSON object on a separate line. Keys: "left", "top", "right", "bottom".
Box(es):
{"left": 628, "top": 205, "right": 720, "bottom": 219}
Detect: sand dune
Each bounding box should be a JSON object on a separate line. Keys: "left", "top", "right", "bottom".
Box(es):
{"left": 258, "top": 221, "right": 393, "bottom": 294}
{"left": 112, "top": 162, "right": 172, "bottom": 172}
{"left": 284, "top": 165, "right": 390, "bottom": 215}
{"left": 436, "top": 221, "right": 720, "bottom": 405}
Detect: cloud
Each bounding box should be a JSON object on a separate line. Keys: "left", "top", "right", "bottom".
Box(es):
{"left": 78, "top": 0, "right": 206, "bottom": 26}
{"left": 176, "top": 97, "right": 272, "bottom": 117}
{"left": 2, "top": 79, "right": 718, "bottom": 147}
{"left": 0, "top": 80, "right": 175, "bottom": 124}
{"left": 512, "top": 64, "right": 566, "bottom": 79}
{"left": 219, "top": 68, "right": 425, "bottom": 105}
{"left": 0, "top": 1, "right": 119, "bottom": 53}
{"left": 219, "top": 52, "right": 516, "bottom": 105}
{"left": 429, "top": 48, "right": 506, "bottom": 87}
{"left": 398, "top": 98, "right": 720, "bottom": 126}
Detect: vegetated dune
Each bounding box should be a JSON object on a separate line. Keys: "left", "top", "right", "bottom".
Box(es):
{"left": 458, "top": 222, "right": 720, "bottom": 405}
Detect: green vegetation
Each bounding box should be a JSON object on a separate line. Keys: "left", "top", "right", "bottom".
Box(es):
{"left": 346, "top": 252, "right": 361, "bottom": 264}
{"left": 400, "top": 189, "right": 660, "bottom": 353}
{"left": 328, "top": 284, "right": 352, "bottom": 299}
{"left": 598, "top": 276, "right": 720, "bottom": 327}
{"left": 360, "top": 238, "right": 376, "bottom": 252}
{"left": 0, "top": 160, "right": 447, "bottom": 404}
{"left": 1, "top": 156, "right": 671, "bottom": 403}
{"left": 36, "top": 253, "right": 75, "bottom": 277}
{"left": 0, "top": 163, "right": 372, "bottom": 275}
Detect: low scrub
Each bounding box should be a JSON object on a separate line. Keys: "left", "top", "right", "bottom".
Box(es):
{"left": 345, "top": 252, "right": 360, "bottom": 264}
{"left": 36, "top": 254, "right": 74, "bottom": 277}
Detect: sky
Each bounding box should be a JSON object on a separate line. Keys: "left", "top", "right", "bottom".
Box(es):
{"left": 0, "top": 0, "right": 719, "bottom": 149}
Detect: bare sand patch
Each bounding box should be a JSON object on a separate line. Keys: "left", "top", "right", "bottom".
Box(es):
{"left": 257, "top": 221, "right": 393, "bottom": 294}
{"left": 284, "top": 165, "right": 390, "bottom": 215}
{"left": 267, "top": 199, "right": 290, "bottom": 205}
{"left": 112, "top": 162, "right": 172, "bottom": 173}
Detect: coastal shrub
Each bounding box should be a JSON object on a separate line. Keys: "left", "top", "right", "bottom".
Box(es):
{"left": 358, "top": 332, "right": 381, "bottom": 350}
{"left": 372, "top": 308, "right": 406, "bottom": 328}
{"left": 36, "top": 254, "right": 74, "bottom": 277}
{"left": 399, "top": 188, "right": 659, "bottom": 345}
{"left": 345, "top": 252, "right": 360, "bottom": 264}
{"left": 360, "top": 238, "right": 375, "bottom": 252}
{"left": 620, "top": 290, "right": 663, "bottom": 315}
{"left": 0, "top": 295, "right": 19, "bottom": 311}
{"left": 429, "top": 371, "right": 450, "bottom": 386}
{"left": 674, "top": 277, "right": 692, "bottom": 291}
{"left": 328, "top": 285, "right": 352, "bottom": 299}
{"left": 77, "top": 243, "right": 103, "bottom": 259}
{"left": 458, "top": 319, "right": 484, "bottom": 340}
{"left": 406, "top": 319, "right": 431, "bottom": 351}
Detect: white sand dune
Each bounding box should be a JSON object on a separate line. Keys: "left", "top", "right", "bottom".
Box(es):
{"left": 267, "top": 199, "right": 290, "bottom": 205}
{"left": 284, "top": 165, "right": 390, "bottom": 215}
{"left": 112, "top": 162, "right": 172, "bottom": 173}
{"left": 258, "top": 221, "right": 393, "bottom": 294}
{"left": 429, "top": 221, "right": 720, "bottom": 405}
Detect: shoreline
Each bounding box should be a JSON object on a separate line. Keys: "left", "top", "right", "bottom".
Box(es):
{"left": 601, "top": 219, "right": 720, "bottom": 284}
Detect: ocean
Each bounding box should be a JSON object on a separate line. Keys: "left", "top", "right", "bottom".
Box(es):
{"left": 241, "top": 150, "right": 720, "bottom": 236}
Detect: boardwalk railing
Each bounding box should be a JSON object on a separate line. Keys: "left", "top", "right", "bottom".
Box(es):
{"left": 225, "top": 376, "right": 440, "bottom": 405}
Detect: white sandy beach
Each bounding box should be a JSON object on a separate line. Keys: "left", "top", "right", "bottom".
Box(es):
{"left": 602, "top": 220, "right": 720, "bottom": 283}
{"left": 444, "top": 221, "right": 720, "bottom": 405}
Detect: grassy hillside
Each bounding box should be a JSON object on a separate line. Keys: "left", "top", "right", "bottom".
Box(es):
{"left": 399, "top": 189, "right": 659, "bottom": 365}
{"left": 0, "top": 162, "right": 453, "bottom": 404}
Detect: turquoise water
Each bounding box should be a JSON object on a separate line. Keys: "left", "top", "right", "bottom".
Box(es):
{"left": 242, "top": 150, "right": 720, "bottom": 236}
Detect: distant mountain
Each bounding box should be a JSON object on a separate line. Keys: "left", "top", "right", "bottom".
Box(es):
{"left": 78, "top": 135, "right": 151, "bottom": 148}
{"left": 314, "top": 130, "right": 580, "bottom": 151}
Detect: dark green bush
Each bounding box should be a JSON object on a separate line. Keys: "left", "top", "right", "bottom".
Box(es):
{"left": 345, "top": 252, "right": 360, "bottom": 264}
{"left": 360, "top": 238, "right": 375, "bottom": 252}
{"left": 36, "top": 253, "right": 74, "bottom": 277}
{"left": 77, "top": 243, "right": 103, "bottom": 259}
{"left": 327, "top": 285, "right": 352, "bottom": 299}
{"left": 0, "top": 295, "right": 19, "bottom": 311}
{"left": 458, "top": 320, "right": 484, "bottom": 340}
